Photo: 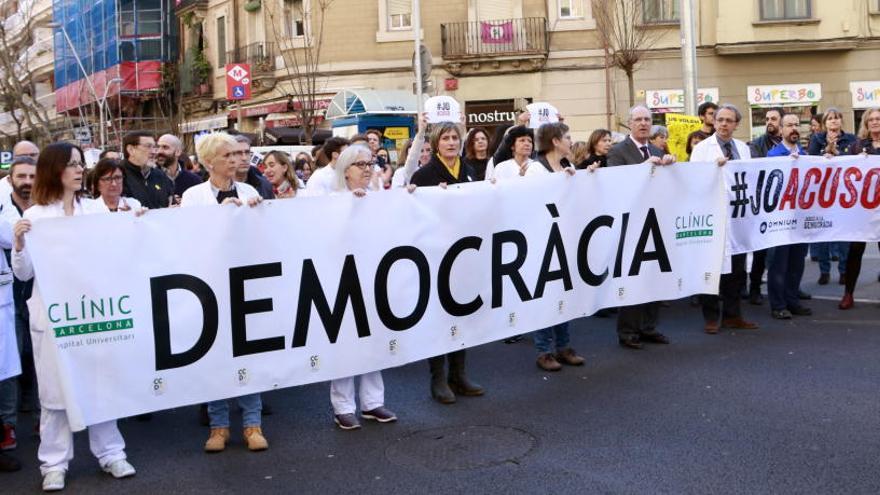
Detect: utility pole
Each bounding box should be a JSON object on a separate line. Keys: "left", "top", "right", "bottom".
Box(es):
{"left": 680, "top": 0, "right": 698, "bottom": 116}
{"left": 413, "top": 0, "right": 423, "bottom": 114}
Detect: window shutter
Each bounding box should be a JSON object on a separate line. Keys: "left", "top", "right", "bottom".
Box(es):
{"left": 387, "top": 0, "right": 410, "bottom": 16}
{"left": 477, "top": 0, "right": 515, "bottom": 21}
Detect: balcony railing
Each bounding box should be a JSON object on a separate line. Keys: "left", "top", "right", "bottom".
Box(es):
{"left": 441, "top": 17, "right": 548, "bottom": 59}
{"left": 174, "top": 0, "right": 208, "bottom": 12}
{"left": 225, "top": 42, "right": 276, "bottom": 73}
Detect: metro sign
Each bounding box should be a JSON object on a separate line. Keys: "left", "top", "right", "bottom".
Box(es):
{"left": 225, "top": 63, "right": 251, "bottom": 101}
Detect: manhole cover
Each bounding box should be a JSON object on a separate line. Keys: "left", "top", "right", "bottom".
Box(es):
{"left": 385, "top": 425, "right": 536, "bottom": 471}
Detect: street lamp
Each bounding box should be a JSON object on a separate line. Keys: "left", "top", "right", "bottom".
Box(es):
{"left": 100, "top": 78, "right": 124, "bottom": 149}
{"left": 47, "top": 21, "right": 108, "bottom": 147}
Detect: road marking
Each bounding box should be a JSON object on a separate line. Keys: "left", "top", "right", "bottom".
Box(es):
{"left": 810, "top": 295, "right": 879, "bottom": 304}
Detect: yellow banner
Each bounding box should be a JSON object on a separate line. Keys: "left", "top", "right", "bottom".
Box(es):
{"left": 665, "top": 113, "right": 703, "bottom": 162}
{"left": 384, "top": 127, "right": 410, "bottom": 140}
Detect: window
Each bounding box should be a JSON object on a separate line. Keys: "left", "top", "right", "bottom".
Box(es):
{"left": 283, "top": 0, "right": 305, "bottom": 37}
{"left": 216, "top": 16, "right": 226, "bottom": 66}
{"left": 643, "top": 0, "right": 679, "bottom": 23}
{"left": 559, "top": 0, "right": 583, "bottom": 18}
{"left": 760, "top": 0, "right": 811, "bottom": 20}
{"left": 387, "top": 0, "right": 411, "bottom": 30}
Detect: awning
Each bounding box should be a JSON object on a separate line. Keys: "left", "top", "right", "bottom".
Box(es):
{"left": 179, "top": 114, "right": 229, "bottom": 133}
{"left": 265, "top": 127, "right": 333, "bottom": 145}
{"left": 326, "top": 89, "right": 421, "bottom": 120}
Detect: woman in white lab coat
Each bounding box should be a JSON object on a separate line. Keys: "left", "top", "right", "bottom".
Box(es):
{"left": 12, "top": 142, "right": 136, "bottom": 492}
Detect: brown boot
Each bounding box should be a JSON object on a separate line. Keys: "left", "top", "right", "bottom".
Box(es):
{"left": 429, "top": 357, "right": 455, "bottom": 404}
{"left": 204, "top": 427, "right": 230, "bottom": 453}
{"left": 536, "top": 353, "right": 562, "bottom": 371}
{"left": 447, "top": 351, "right": 484, "bottom": 396}
{"left": 243, "top": 426, "right": 268, "bottom": 451}
{"left": 555, "top": 347, "right": 585, "bottom": 366}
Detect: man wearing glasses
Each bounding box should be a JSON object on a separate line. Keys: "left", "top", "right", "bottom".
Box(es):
{"left": 120, "top": 131, "right": 175, "bottom": 209}
{"left": 231, "top": 134, "right": 274, "bottom": 200}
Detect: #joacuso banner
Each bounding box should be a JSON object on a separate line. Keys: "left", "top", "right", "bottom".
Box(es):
{"left": 724, "top": 155, "right": 880, "bottom": 254}
{"left": 26, "top": 163, "right": 728, "bottom": 430}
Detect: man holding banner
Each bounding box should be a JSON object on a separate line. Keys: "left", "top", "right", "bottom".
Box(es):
{"left": 690, "top": 104, "right": 758, "bottom": 334}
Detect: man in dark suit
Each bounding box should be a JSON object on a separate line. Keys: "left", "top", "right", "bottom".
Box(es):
{"left": 607, "top": 104, "right": 676, "bottom": 350}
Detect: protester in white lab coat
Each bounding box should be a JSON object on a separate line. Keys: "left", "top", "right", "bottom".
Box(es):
{"left": 303, "top": 137, "right": 349, "bottom": 197}
{"left": 89, "top": 159, "right": 143, "bottom": 212}
{"left": 11, "top": 142, "right": 136, "bottom": 491}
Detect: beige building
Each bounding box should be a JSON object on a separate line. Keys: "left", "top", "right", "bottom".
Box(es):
{"left": 176, "top": 0, "right": 880, "bottom": 147}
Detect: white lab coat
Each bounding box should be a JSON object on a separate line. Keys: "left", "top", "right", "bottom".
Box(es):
{"left": 180, "top": 180, "right": 259, "bottom": 207}
{"left": 0, "top": 201, "right": 17, "bottom": 381}
{"left": 303, "top": 164, "right": 336, "bottom": 197}
{"left": 689, "top": 133, "right": 752, "bottom": 162}
{"left": 492, "top": 158, "right": 544, "bottom": 181}
{"left": 11, "top": 198, "right": 106, "bottom": 409}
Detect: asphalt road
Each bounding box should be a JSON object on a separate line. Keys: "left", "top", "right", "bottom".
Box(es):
{"left": 4, "top": 249, "right": 880, "bottom": 494}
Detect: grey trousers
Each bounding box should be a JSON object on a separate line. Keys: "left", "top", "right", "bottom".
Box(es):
{"left": 616, "top": 302, "right": 661, "bottom": 339}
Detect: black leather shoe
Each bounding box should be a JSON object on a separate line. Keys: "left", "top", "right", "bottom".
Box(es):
{"left": 788, "top": 306, "right": 812, "bottom": 316}
{"left": 798, "top": 290, "right": 812, "bottom": 300}
{"left": 749, "top": 291, "right": 764, "bottom": 305}
{"left": 817, "top": 273, "right": 830, "bottom": 285}
{"left": 640, "top": 333, "right": 670, "bottom": 345}
{"left": 618, "top": 336, "right": 643, "bottom": 350}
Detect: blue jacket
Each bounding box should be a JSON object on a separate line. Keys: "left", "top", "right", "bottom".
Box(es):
{"left": 807, "top": 131, "right": 858, "bottom": 156}
{"left": 766, "top": 141, "right": 805, "bottom": 157}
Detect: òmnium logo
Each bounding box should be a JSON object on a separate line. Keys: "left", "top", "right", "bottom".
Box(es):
{"left": 48, "top": 295, "right": 134, "bottom": 338}
{"left": 804, "top": 215, "right": 833, "bottom": 230}
{"left": 675, "top": 212, "right": 714, "bottom": 243}
{"left": 759, "top": 218, "right": 797, "bottom": 234}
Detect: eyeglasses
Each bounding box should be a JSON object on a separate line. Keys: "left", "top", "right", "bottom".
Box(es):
{"left": 99, "top": 174, "right": 124, "bottom": 184}
{"left": 15, "top": 152, "right": 38, "bottom": 159}
{"left": 66, "top": 161, "right": 84, "bottom": 168}
{"left": 349, "top": 161, "right": 372, "bottom": 170}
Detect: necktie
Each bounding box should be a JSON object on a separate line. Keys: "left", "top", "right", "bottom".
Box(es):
{"left": 639, "top": 146, "right": 649, "bottom": 160}
{"left": 722, "top": 142, "right": 734, "bottom": 160}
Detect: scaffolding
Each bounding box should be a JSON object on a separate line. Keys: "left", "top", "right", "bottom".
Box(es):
{"left": 52, "top": 0, "right": 178, "bottom": 148}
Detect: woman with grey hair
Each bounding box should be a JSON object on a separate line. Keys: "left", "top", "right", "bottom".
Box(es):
{"left": 320, "top": 144, "right": 409, "bottom": 429}
{"left": 179, "top": 132, "right": 267, "bottom": 453}
{"left": 649, "top": 125, "right": 670, "bottom": 155}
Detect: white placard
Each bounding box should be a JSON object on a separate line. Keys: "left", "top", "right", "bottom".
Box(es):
{"left": 425, "top": 96, "right": 462, "bottom": 124}
{"left": 526, "top": 102, "right": 559, "bottom": 128}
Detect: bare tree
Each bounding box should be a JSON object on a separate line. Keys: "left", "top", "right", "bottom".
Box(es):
{"left": 593, "top": 0, "right": 666, "bottom": 109}
{"left": 263, "top": 0, "right": 334, "bottom": 145}
{"left": 0, "top": 0, "right": 54, "bottom": 146}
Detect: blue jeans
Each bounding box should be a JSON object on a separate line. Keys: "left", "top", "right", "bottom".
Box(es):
{"left": 533, "top": 322, "right": 570, "bottom": 354}
{"left": 207, "top": 393, "right": 261, "bottom": 428}
{"left": 767, "top": 244, "right": 808, "bottom": 311}
{"left": 0, "top": 377, "right": 16, "bottom": 426}
{"left": 815, "top": 242, "right": 849, "bottom": 275}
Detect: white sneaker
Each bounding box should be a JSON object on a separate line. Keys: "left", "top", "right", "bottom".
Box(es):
{"left": 42, "top": 470, "right": 65, "bottom": 491}
{"left": 102, "top": 459, "right": 136, "bottom": 479}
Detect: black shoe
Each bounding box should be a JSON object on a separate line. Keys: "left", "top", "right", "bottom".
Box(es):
{"left": 640, "top": 333, "right": 670, "bottom": 345}
{"left": 749, "top": 291, "right": 764, "bottom": 305}
{"left": 198, "top": 404, "right": 209, "bottom": 427}
{"left": 817, "top": 273, "right": 830, "bottom": 285}
{"left": 0, "top": 452, "right": 21, "bottom": 472}
{"left": 771, "top": 309, "right": 792, "bottom": 319}
{"left": 788, "top": 306, "right": 812, "bottom": 316}
{"left": 798, "top": 289, "right": 812, "bottom": 300}
{"left": 618, "top": 336, "right": 643, "bottom": 350}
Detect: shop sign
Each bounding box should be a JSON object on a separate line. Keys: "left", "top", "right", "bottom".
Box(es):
{"left": 645, "top": 88, "right": 719, "bottom": 110}
{"left": 464, "top": 99, "right": 519, "bottom": 126}
{"left": 849, "top": 81, "right": 880, "bottom": 109}
{"left": 384, "top": 127, "right": 410, "bottom": 140}
{"left": 747, "top": 84, "right": 821, "bottom": 106}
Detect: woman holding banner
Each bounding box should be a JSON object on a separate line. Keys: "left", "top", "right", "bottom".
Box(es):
{"left": 491, "top": 126, "right": 539, "bottom": 179}
{"left": 576, "top": 129, "right": 612, "bottom": 170}
{"left": 180, "top": 133, "right": 269, "bottom": 453}
{"left": 90, "top": 158, "right": 143, "bottom": 212}
{"left": 12, "top": 142, "right": 137, "bottom": 491}
{"left": 839, "top": 107, "right": 880, "bottom": 310}
{"left": 411, "top": 122, "right": 484, "bottom": 404}
{"left": 322, "top": 144, "right": 404, "bottom": 429}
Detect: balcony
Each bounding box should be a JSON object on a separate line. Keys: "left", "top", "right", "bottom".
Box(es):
{"left": 441, "top": 17, "right": 549, "bottom": 75}
{"left": 174, "top": 0, "right": 208, "bottom": 14}
{"left": 179, "top": 65, "right": 215, "bottom": 114}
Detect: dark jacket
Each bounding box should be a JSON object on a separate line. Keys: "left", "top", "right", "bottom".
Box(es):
{"left": 462, "top": 157, "right": 489, "bottom": 181}
{"left": 170, "top": 160, "right": 203, "bottom": 197}
{"left": 121, "top": 160, "right": 175, "bottom": 209}
{"left": 246, "top": 166, "right": 275, "bottom": 200}
{"left": 606, "top": 137, "right": 663, "bottom": 167}
{"left": 535, "top": 154, "right": 573, "bottom": 172}
{"left": 807, "top": 131, "right": 858, "bottom": 156}
{"left": 411, "top": 155, "right": 476, "bottom": 187}
{"left": 748, "top": 133, "right": 781, "bottom": 158}
{"left": 853, "top": 137, "right": 880, "bottom": 155}
{"left": 576, "top": 154, "right": 607, "bottom": 169}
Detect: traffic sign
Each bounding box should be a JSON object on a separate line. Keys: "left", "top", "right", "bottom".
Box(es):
{"left": 226, "top": 63, "right": 251, "bottom": 101}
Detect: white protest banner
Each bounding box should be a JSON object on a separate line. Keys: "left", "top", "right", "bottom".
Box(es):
{"left": 526, "top": 102, "right": 559, "bottom": 128}
{"left": 724, "top": 155, "right": 880, "bottom": 254}
{"left": 27, "top": 164, "right": 727, "bottom": 430}
{"left": 425, "top": 96, "right": 462, "bottom": 124}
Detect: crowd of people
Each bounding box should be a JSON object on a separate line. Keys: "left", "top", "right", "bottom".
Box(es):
{"left": 0, "top": 101, "right": 878, "bottom": 491}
